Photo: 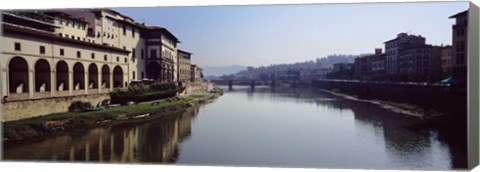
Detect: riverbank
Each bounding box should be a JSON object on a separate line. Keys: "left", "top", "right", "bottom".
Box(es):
{"left": 318, "top": 89, "right": 442, "bottom": 119}
{"left": 3, "top": 87, "right": 223, "bottom": 145}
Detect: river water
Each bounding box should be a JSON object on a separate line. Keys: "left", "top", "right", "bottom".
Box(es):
{"left": 3, "top": 86, "right": 467, "bottom": 170}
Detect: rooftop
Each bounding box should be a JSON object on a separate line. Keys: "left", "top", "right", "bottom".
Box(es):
{"left": 449, "top": 10, "right": 468, "bottom": 19}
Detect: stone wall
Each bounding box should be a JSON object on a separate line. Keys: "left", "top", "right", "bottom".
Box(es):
{"left": 312, "top": 80, "right": 466, "bottom": 115}
{"left": 182, "top": 82, "right": 209, "bottom": 95}
{"left": 2, "top": 93, "right": 110, "bottom": 122}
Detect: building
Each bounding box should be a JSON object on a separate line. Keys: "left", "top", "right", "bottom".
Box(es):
{"left": 385, "top": 33, "right": 426, "bottom": 81}
{"left": 144, "top": 26, "right": 180, "bottom": 83}
{"left": 449, "top": 10, "right": 468, "bottom": 79}
{"left": 2, "top": 11, "right": 131, "bottom": 101}
{"left": 1, "top": 9, "right": 197, "bottom": 121}
{"left": 398, "top": 45, "right": 438, "bottom": 82}
{"left": 177, "top": 49, "right": 192, "bottom": 83}
{"left": 191, "top": 64, "right": 203, "bottom": 82}
{"left": 353, "top": 57, "right": 366, "bottom": 80}
{"left": 332, "top": 63, "right": 353, "bottom": 73}
{"left": 441, "top": 45, "right": 453, "bottom": 77}
{"left": 369, "top": 49, "right": 386, "bottom": 81}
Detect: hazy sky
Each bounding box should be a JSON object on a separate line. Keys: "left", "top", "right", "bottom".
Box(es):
{"left": 115, "top": 2, "right": 468, "bottom": 67}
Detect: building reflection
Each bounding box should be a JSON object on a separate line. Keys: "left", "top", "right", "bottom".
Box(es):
{"left": 3, "top": 104, "right": 201, "bottom": 163}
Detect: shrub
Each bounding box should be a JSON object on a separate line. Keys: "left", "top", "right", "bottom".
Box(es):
{"left": 68, "top": 101, "right": 93, "bottom": 112}
{"left": 110, "top": 83, "right": 180, "bottom": 105}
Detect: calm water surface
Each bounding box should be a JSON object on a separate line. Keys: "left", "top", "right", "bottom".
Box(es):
{"left": 3, "top": 86, "right": 467, "bottom": 170}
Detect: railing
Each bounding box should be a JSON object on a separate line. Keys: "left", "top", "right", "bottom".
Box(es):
{"left": 2, "top": 22, "right": 56, "bottom": 34}
{"left": 3, "top": 11, "right": 56, "bottom": 26}
{"left": 55, "top": 91, "right": 70, "bottom": 97}
{"left": 33, "top": 92, "right": 51, "bottom": 98}
{"left": 5, "top": 93, "right": 29, "bottom": 101}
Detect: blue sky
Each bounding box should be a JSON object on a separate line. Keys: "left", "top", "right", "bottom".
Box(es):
{"left": 115, "top": 2, "right": 468, "bottom": 67}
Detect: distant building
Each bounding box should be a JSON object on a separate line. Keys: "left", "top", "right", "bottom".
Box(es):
{"left": 178, "top": 49, "right": 192, "bottom": 83}
{"left": 449, "top": 10, "right": 468, "bottom": 79}
{"left": 441, "top": 45, "right": 453, "bottom": 77}
{"left": 332, "top": 63, "right": 353, "bottom": 73}
{"left": 369, "top": 49, "right": 386, "bottom": 81}
{"left": 191, "top": 64, "right": 203, "bottom": 82}
{"left": 385, "top": 33, "right": 426, "bottom": 81}
{"left": 353, "top": 57, "right": 366, "bottom": 80}
{"left": 397, "top": 45, "right": 441, "bottom": 82}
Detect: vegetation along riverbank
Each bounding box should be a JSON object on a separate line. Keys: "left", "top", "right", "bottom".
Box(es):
{"left": 3, "top": 86, "right": 223, "bottom": 145}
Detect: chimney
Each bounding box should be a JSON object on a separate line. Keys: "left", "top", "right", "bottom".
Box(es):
{"left": 375, "top": 48, "right": 382, "bottom": 55}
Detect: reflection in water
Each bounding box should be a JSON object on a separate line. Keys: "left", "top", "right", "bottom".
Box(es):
{"left": 4, "top": 104, "right": 200, "bottom": 163}
{"left": 4, "top": 86, "right": 466, "bottom": 170}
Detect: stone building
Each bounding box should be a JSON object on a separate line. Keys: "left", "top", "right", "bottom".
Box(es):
{"left": 449, "top": 10, "right": 468, "bottom": 79}
{"left": 368, "top": 49, "right": 386, "bottom": 81}
{"left": 353, "top": 57, "right": 366, "bottom": 81}
{"left": 190, "top": 64, "right": 203, "bottom": 82}
{"left": 1, "top": 9, "right": 195, "bottom": 121}
{"left": 144, "top": 26, "right": 179, "bottom": 83}
{"left": 441, "top": 45, "right": 453, "bottom": 78}
{"left": 177, "top": 49, "right": 192, "bottom": 83}
{"left": 332, "top": 63, "right": 353, "bottom": 73}
{"left": 398, "top": 45, "right": 441, "bottom": 82}
{"left": 385, "top": 33, "right": 426, "bottom": 81}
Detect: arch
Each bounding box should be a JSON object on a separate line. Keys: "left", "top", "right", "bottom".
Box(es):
{"left": 34, "top": 59, "right": 51, "bottom": 92}
{"left": 101, "top": 65, "right": 110, "bottom": 88}
{"left": 56, "top": 61, "right": 69, "bottom": 91}
{"left": 88, "top": 63, "right": 99, "bottom": 89}
{"left": 8, "top": 56, "right": 29, "bottom": 93}
{"left": 146, "top": 62, "right": 161, "bottom": 81}
{"left": 113, "top": 66, "right": 123, "bottom": 88}
{"left": 73, "top": 62, "right": 85, "bottom": 90}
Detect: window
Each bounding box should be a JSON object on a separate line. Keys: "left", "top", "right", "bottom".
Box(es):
{"left": 123, "top": 46, "right": 126, "bottom": 50}
{"left": 60, "top": 49, "right": 64, "bottom": 56}
{"left": 77, "top": 51, "right": 81, "bottom": 58}
{"left": 122, "top": 25, "right": 126, "bottom": 35}
{"left": 151, "top": 50, "right": 157, "bottom": 58}
{"left": 14, "top": 42, "right": 21, "bottom": 51}
{"left": 116, "top": 56, "right": 119, "bottom": 62}
{"left": 104, "top": 55, "right": 107, "bottom": 61}
{"left": 39, "top": 46, "right": 45, "bottom": 54}
{"left": 71, "top": 36, "right": 75, "bottom": 39}
{"left": 91, "top": 53, "right": 95, "bottom": 59}
{"left": 59, "top": 33, "right": 63, "bottom": 37}
{"left": 125, "top": 57, "right": 127, "bottom": 63}
{"left": 141, "top": 49, "right": 144, "bottom": 59}
{"left": 132, "top": 48, "right": 136, "bottom": 58}
{"left": 133, "top": 71, "right": 136, "bottom": 80}
{"left": 132, "top": 28, "right": 135, "bottom": 38}
{"left": 141, "top": 71, "right": 144, "bottom": 79}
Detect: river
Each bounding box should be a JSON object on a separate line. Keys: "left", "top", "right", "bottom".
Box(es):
{"left": 3, "top": 86, "right": 467, "bottom": 170}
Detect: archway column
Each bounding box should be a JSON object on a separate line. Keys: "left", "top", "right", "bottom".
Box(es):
{"left": 109, "top": 67, "right": 113, "bottom": 92}
{"left": 84, "top": 71, "right": 89, "bottom": 94}
{"left": 98, "top": 69, "right": 102, "bottom": 93}
{"left": 28, "top": 68, "right": 34, "bottom": 98}
{"left": 50, "top": 70, "right": 55, "bottom": 97}
{"left": 69, "top": 70, "right": 73, "bottom": 95}
{"left": 2, "top": 67, "right": 8, "bottom": 98}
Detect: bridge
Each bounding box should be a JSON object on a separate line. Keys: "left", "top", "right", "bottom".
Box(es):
{"left": 209, "top": 79, "right": 313, "bottom": 89}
